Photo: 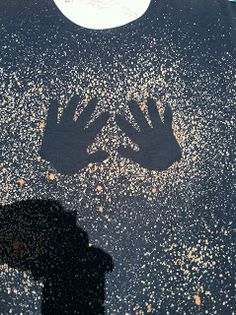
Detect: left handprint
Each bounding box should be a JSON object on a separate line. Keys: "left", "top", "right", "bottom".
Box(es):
{"left": 40, "top": 95, "right": 110, "bottom": 175}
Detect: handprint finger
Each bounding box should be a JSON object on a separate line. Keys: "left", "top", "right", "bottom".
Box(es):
{"left": 87, "top": 151, "right": 109, "bottom": 164}
{"left": 45, "top": 99, "right": 59, "bottom": 131}
{"left": 128, "top": 100, "right": 150, "bottom": 131}
{"left": 118, "top": 146, "right": 139, "bottom": 163}
{"left": 116, "top": 114, "right": 140, "bottom": 143}
{"left": 163, "top": 104, "right": 173, "bottom": 128}
{"left": 86, "top": 112, "right": 110, "bottom": 140}
{"left": 60, "top": 94, "right": 82, "bottom": 126}
{"left": 147, "top": 98, "right": 163, "bottom": 129}
{"left": 76, "top": 98, "right": 97, "bottom": 130}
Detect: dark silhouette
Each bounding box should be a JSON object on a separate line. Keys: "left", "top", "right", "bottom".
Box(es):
{"left": 40, "top": 95, "right": 110, "bottom": 175}
{"left": 116, "top": 99, "right": 182, "bottom": 171}
{"left": 0, "top": 200, "right": 113, "bottom": 314}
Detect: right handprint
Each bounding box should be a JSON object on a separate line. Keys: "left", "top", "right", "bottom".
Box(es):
{"left": 115, "top": 98, "right": 182, "bottom": 171}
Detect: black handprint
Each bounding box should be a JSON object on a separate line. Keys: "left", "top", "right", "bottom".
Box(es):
{"left": 115, "top": 99, "right": 181, "bottom": 171}
{"left": 40, "top": 95, "right": 110, "bottom": 175}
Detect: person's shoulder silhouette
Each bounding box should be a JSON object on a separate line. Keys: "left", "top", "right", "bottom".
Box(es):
{"left": 0, "top": 199, "right": 113, "bottom": 315}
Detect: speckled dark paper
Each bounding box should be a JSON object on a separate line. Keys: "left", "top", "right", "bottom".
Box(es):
{"left": 0, "top": 0, "right": 235, "bottom": 314}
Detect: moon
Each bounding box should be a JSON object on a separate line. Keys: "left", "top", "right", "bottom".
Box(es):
{"left": 53, "top": 0, "right": 151, "bottom": 30}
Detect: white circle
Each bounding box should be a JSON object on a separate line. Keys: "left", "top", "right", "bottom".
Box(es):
{"left": 53, "top": 0, "right": 151, "bottom": 30}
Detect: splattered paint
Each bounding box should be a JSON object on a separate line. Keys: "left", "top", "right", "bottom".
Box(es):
{"left": 0, "top": 0, "right": 235, "bottom": 314}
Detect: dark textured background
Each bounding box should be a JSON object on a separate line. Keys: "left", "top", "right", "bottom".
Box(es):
{"left": 0, "top": 0, "right": 235, "bottom": 313}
